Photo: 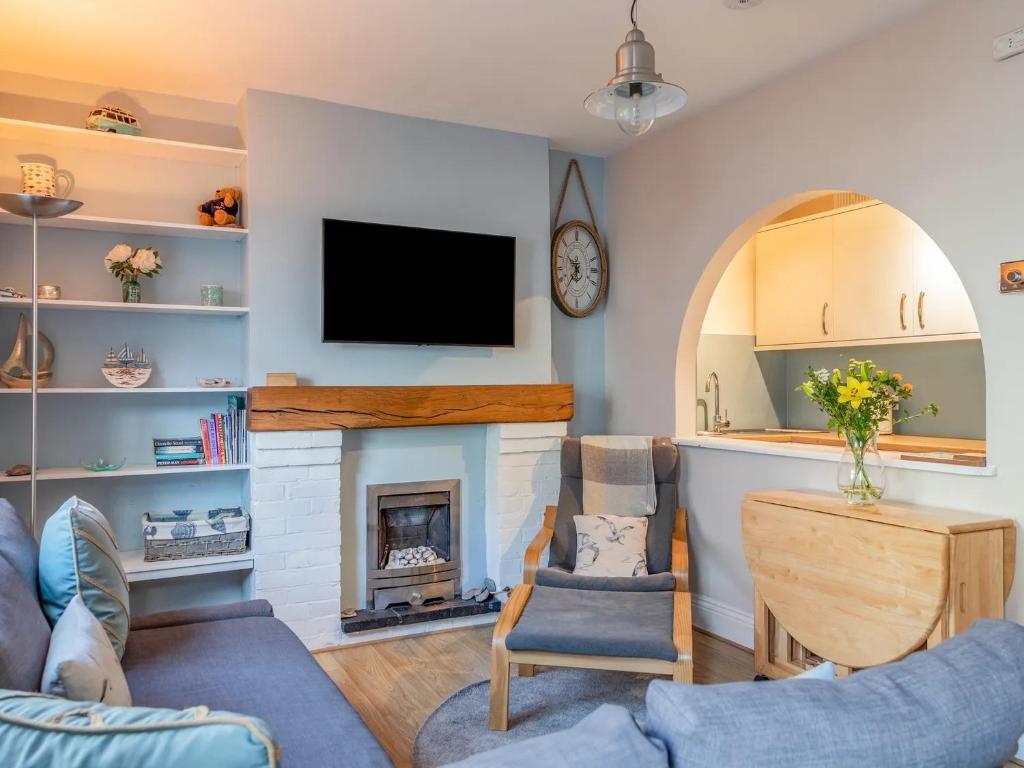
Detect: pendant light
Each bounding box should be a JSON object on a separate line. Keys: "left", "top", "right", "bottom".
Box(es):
{"left": 585, "top": 0, "right": 687, "bottom": 136}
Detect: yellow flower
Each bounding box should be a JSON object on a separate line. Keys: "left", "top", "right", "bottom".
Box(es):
{"left": 892, "top": 373, "right": 903, "bottom": 383}
{"left": 902, "top": 383, "right": 913, "bottom": 393}
{"left": 837, "top": 377, "right": 876, "bottom": 408}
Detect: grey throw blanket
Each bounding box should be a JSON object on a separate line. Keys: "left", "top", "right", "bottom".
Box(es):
{"left": 580, "top": 436, "right": 656, "bottom": 517}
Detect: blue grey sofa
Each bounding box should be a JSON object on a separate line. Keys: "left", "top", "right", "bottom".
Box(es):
{"left": 0, "top": 500, "right": 391, "bottom": 767}
{"left": 451, "top": 618, "right": 1024, "bottom": 768}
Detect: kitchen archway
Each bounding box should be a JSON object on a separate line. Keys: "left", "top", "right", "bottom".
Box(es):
{"left": 675, "top": 190, "right": 986, "bottom": 467}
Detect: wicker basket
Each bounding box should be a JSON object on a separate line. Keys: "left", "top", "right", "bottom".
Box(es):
{"left": 142, "top": 508, "right": 249, "bottom": 562}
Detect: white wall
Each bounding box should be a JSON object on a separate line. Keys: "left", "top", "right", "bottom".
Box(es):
{"left": 606, "top": 0, "right": 1024, "bottom": 635}
{"left": 701, "top": 239, "right": 754, "bottom": 336}
{"left": 243, "top": 89, "right": 553, "bottom": 387}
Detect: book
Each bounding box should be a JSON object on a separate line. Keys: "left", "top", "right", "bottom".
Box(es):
{"left": 154, "top": 458, "right": 205, "bottom": 466}
{"left": 216, "top": 413, "right": 227, "bottom": 465}
{"left": 153, "top": 452, "right": 205, "bottom": 461}
{"left": 154, "top": 445, "right": 203, "bottom": 455}
{"left": 200, "top": 419, "right": 213, "bottom": 464}
{"left": 153, "top": 437, "right": 204, "bottom": 448}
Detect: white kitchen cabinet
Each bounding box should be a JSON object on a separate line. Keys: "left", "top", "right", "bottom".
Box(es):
{"left": 833, "top": 204, "right": 914, "bottom": 341}
{"left": 753, "top": 203, "right": 978, "bottom": 349}
{"left": 754, "top": 216, "right": 833, "bottom": 346}
{"left": 912, "top": 225, "right": 979, "bottom": 337}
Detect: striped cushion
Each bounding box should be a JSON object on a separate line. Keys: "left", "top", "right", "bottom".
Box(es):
{"left": 39, "top": 498, "right": 130, "bottom": 659}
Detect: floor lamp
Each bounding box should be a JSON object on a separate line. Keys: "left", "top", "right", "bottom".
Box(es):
{"left": 0, "top": 193, "right": 83, "bottom": 536}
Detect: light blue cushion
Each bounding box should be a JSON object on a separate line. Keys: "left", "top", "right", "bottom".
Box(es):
{"left": 645, "top": 619, "right": 1024, "bottom": 768}
{"left": 41, "top": 595, "right": 131, "bottom": 706}
{"left": 0, "top": 690, "right": 279, "bottom": 768}
{"left": 39, "top": 498, "right": 129, "bottom": 659}
{"left": 793, "top": 660, "right": 834, "bottom": 681}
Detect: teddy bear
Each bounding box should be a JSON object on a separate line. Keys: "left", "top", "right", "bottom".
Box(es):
{"left": 197, "top": 187, "right": 242, "bottom": 227}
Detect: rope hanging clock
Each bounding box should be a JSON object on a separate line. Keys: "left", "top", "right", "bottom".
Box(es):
{"left": 551, "top": 159, "right": 608, "bottom": 317}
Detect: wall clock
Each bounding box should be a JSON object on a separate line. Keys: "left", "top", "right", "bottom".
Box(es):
{"left": 551, "top": 159, "right": 608, "bottom": 318}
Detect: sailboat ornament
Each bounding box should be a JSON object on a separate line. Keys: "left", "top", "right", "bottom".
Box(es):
{"left": 0, "top": 313, "right": 54, "bottom": 388}
{"left": 101, "top": 343, "right": 153, "bottom": 388}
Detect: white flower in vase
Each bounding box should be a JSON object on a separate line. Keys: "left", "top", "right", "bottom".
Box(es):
{"left": 131, "top": 248, "right": 161, "bottom": 276}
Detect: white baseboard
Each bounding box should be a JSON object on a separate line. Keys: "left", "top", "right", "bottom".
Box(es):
{"left": 692, "top": 593, "right": 754, "bottom": 650}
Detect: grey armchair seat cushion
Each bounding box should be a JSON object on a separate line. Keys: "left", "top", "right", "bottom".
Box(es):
{"left": 445, "top": 704, "right": 668, "bottom": 768}
{"left": 645, "top": 619, "right": 1024, "bottom": 768}
{"left": 534, "top": 567, "right": 675, "bottom": 593}
{"left": 123, "top": 614, "right": 391, "bottom": 768}
{"left": 130, "top": 599, "right": 274, "bottom": 631}
{"left": 505, "top": 585, "right": 676, "bottom": 662}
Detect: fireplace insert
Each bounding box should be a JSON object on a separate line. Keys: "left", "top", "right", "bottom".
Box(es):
{"left": 365, "top": 480, "right": 461, "bottom": 610}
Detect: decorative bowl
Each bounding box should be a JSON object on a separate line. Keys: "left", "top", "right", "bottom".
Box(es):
{"left": 82, "top": 458, "right": 127, "bottom": 472}
{"left": 102, "top": 366, "right": 152, "bottom": 388}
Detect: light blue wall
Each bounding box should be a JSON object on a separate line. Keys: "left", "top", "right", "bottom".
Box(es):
{"left": 243, "top": 90, "right": 552, "bottom": 386}
{"left": 549, "top": 150, "right": 606, "bottom": 435}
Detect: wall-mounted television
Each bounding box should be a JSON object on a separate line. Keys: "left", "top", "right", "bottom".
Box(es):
{"left": 322, "top": 218, "right": 516, "bottom": 347}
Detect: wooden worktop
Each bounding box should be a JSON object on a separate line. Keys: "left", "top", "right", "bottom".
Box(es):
{"left": 724, "top": 431, "right": 985, "bottom": 455}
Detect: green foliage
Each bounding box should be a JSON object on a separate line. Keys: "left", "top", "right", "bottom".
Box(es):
{"left": 798, "top": 358, "right": 938, "bottom": 441}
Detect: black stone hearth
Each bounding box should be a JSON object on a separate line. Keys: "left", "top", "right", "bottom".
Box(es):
{"left": 340, "top": 596, "right": 501, "bottom": 634}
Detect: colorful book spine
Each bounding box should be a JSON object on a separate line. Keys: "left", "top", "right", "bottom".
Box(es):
{"left": 200, "top": 420, "right": 213, "bottom": 464}
{"left": 154, "top": 445, "right": 203, "bottom": 455}
{"left": 154, "top": 452, "right": 205, "bottom": 461}
{"left": 153, "top": 458, "right": 205, "bottom": 466}
{"left": 153, "top": 438, "right": 204, "bottom": 447}
{"left": 216, "top": 413, "right": 227, "bottom": 464}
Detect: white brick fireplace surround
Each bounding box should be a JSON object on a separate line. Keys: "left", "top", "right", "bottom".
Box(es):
{"left": 249, "top": 422, "right": 566, "bottom": 650}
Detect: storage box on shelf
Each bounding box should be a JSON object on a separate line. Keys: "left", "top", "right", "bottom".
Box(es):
{"left": 0, "top": 113, "right": 251, "bottom": 605}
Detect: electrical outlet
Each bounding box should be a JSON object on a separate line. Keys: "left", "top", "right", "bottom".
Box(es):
{"left": 1000, "top": 260, "right": 1024, "bottom": 293}
{"left": 994, "top": 27, "right": 1024, "bottom": 61}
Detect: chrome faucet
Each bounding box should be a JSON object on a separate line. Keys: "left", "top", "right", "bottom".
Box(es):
{"left": 696, "top": 398, "right": 709, "bottom": 433}
{"left": 704, "top": 371, "right": 730, "bottom": 433}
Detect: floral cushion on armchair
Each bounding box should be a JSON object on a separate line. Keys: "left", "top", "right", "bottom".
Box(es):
{"left": 572, "top": 514, "right": 649, "bottom": 578}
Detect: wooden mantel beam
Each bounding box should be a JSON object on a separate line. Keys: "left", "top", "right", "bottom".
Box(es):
{"left": 247, "top": 384, "right": 574, "bottom": 432}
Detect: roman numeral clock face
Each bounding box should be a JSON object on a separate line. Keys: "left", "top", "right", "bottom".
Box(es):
{"left": 551, "top": 220, "right": 608, "bottom": 318}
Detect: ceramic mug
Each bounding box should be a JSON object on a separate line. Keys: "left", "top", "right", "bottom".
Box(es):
{"left": 20, "top": 162, "right": 73, "bottom": 198}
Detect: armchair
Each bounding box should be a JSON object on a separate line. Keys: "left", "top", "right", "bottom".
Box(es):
{"left": 489, "top": 437, "right": 692, "bottom": 731}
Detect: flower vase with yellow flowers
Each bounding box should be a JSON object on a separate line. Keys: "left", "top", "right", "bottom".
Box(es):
{"left": 799, "top": 359, "right": 938, "bottom": 505}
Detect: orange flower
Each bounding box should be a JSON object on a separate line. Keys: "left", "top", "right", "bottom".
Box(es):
{"left": 892, "top": 373, "right": 903, "bottom": 383}
{"left": 902, "top": 383, "right": 913, "bottom": 393}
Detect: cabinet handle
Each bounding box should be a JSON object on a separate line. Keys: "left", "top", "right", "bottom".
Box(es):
{"left": 899, "top": 293, "right": 907, "bottom": 331}
{"left": 821, "top": 302, "right": 829, "bottom": 336}
{"left": 958, "top": 582, "right": 966, "bottom": 613}
{"left": 917, "top": 291, "right": 925, "bottom": 330}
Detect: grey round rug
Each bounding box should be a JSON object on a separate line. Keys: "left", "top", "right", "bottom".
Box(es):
{"left": 413, "top": 668, "right": 656, "bottom": 767}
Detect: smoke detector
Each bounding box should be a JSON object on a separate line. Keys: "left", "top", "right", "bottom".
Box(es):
{"left": 724, "top": 0, "right": 764, "bottom": 8}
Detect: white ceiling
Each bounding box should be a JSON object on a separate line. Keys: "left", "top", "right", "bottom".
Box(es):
{"left": 0, "top": 0, "right": 938, "bottom": 156}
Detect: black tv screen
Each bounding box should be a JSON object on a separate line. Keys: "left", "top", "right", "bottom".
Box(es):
{"left": 322, "top": 218, "right": 516, "bottom": 346}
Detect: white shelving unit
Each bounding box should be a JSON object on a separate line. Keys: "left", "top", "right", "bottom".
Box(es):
{"left": 0, "top": 464, "right": 251, "bottom": 484}
{"left": 0, "top": 297, "right": 249, "bottom": 316}
{"left": 0, "top": 113, "right": 251, "bottom": 602}
{"left": 121, "top": 549, "right": 254, "bottom": 584}
{"left": 0, "top": 210, "right": 248, "bottom": 241}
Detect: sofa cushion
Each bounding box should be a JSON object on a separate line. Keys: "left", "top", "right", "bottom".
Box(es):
{"left": 0, "top": 499, "right": 37, "bottom": 593}
{"left": 130, "top": 599, "right": 274, "bottom": 631}
{"left": 535, "top": 567, "right": 675, "bottom": 592}
{"left": 41, "top": 595, "right": 131, "bottom": 706}
{"left": 0, "top": 689, "right": 278, "bottom": 768}
{"left": 0, "top": 557, "right": 50, "bottom": 691}
{"left": 645, "top": 619, "right": 1024, "bottom": 768}
{"left": 445, "top": 704, "right": 668, "bottom": 768}
{"left": 505, "top": 585, "right": 676, "bottom": 661}
{"left": 123, "top": 615, "right": 391, "bottom": 768}
{"left": 39, "top": 497, "right": 130, "bottom": 659}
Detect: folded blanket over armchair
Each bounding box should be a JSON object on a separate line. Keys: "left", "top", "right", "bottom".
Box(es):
{"left": 580, "top": 436, "right": 656, "bottom": 517}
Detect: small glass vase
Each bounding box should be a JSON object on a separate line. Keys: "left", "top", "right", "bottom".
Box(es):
{"left": 837, "top": 431, "right": 885, "bottom": 505}
{"left": 122, "top": 279, "right": 141, "bottom": 304}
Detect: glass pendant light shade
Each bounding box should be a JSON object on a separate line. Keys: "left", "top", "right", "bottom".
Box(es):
{"left": 585, "top": 26, "right": 687, "bottom": 136}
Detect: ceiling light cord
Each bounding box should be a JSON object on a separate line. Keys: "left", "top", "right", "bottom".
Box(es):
{"left": 630, "top": 0, "right": 638, "bottom": 28}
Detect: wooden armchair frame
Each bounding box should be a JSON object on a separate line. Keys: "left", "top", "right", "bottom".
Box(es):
{"left": 489, "top": 506, "right": 693, "bottom": 730}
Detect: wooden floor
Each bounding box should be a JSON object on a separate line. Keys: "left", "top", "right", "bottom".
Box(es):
{"left": 316, "top": 624, "right": 754, "bottom": 768}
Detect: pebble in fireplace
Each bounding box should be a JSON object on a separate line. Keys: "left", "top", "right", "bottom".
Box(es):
{"left": 385, "top": 545, "right": 446, "bottom": 569}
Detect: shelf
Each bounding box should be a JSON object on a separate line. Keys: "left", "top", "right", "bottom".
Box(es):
{"left": 0, "top": 463, "right": 250, "bottom": 484}
{"left": 0, "top": 210, "right": 248, "bottom": 241}
{"left": 0, "top": 297, "right": 249, "bottom": 316}
{"left": 120, "top": 549, "right": 254, "bottom": 583}
{"left": 0, "top": 387, "right": 247, "bottom": 395}
{"left": 0, "top": 117, "right": 246, "bottom": 167}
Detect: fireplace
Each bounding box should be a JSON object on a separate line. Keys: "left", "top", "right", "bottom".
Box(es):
{"left": 365, "top": 480, "right": 461, "bottom": 610}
